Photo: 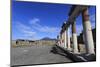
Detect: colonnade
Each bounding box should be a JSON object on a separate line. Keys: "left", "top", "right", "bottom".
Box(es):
{"left": 57, "top": 6, "right": 95, "bottom": 55}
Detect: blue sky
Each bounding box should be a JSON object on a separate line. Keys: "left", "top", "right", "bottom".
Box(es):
{"left": 12, "top": 0, "right": 96, "bottom": 40}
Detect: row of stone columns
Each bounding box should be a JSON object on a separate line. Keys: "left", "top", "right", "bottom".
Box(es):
{"left": 58, "top": 7, "right": 95, "bottom": 54}
{"left": 57, "top": 27, "right": 71, "bottom": 50}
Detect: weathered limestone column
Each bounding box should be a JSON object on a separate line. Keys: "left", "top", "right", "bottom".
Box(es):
{"left": 67, "top": 28, "right": 71, "bottom": 50}
{"left": 58, "top": 35, "right": 61, "bottom": 46}
{"left": 82, "top": 8, "right": 95, "bottom": 54}
{"left": 64, "top": 30, "right": 67, "bottom": 48}
{"left": 72, "top": 21, "right": 78, "bottom": 53}
{"left": 61, "top": 32, "right": 64, "bottom": 48}
{"left": 59, "top": 34, "right": 62, "bottom": 47}
{"left": 63, "top": 31, "right": 65, "bottom": 48}
{"left": 60, "top": 33, "right": 62, "bottom": 47}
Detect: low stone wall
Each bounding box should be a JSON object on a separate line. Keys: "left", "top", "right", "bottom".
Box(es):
{"left": 11, "top": 40, "right": 56, "bottom": 48}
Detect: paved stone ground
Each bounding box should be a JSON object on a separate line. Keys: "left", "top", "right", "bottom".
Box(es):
{"left": 11, "top": 45, "right": 72, "bottom": 66}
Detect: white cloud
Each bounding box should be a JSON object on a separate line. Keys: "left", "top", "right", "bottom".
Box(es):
{"left": 30, "top": 18, "right": 42, "bottom": 29}
{"left": 40, "top": 26, "right": 59, "bottom": 33}
{"left": 29, "top": 18, "right": 60, "bottom": 33}
{"left": 17, "top": 22, "right": 31, "bottom": 31}
{"left": 30, "top": 18, "right": 40, "bottom": 24}
{"left": 13, "top": 18, "right": 60, "bottom": 40}
{"left": 15, "top": 22, "right": 36, "bottom": 38}
{"left": 22, "top": 30, "right": 36, "bottom": 36}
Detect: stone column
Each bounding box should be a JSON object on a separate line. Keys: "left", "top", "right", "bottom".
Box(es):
{"left": 82, "top": 8, "right": 95, "bottom": 54}
{"left": 72, "top": 21, "right": 78, "bottom": 53}
{"left": 64, "top": 30, "right": 67, "bottom": 48}
{"left": 62, "top": 31, "right": 65, "bottom": 48}
{"left": 59, "top": 34, "right": 61, "bottom": 47}
{"left": 58, "top": 35, "right": 60, "bottom": 46}
{"left": 60, "top": 33, "right": 62, "bottom": 47}
{"left": 57, "top": 35, "right": 60, "bottom": 46}
{"left": 67, "top": 28, "right": 71, "bottom": 50}
{"left": 61, "top": 32, "right": 64, "bottom": 48}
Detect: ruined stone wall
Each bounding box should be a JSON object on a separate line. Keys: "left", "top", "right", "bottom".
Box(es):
{"left": 11, "top": 40, "right": 56, "bottom": 47}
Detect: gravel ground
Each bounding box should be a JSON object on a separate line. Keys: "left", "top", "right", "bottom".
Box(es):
{"left": 11, "top": 45, "right": 72, "bottom": 66}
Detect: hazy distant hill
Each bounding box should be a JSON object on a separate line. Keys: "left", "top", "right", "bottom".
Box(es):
{"left": 41, "top": 37, "right": 57, "bottom": 41}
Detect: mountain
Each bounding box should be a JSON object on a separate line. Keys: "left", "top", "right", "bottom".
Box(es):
{"left": 41, "top": 37, "right": 57, "bottom": 41}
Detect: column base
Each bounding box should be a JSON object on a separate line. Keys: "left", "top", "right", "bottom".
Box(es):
{"left": 67, "top": 48, "right": 72, "bottom": 51}
{"left": 86, "top": 53, "right": 95, "bottom": 56}
{"left": 73, "top": 52, "right": 79, "bottom": 54}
